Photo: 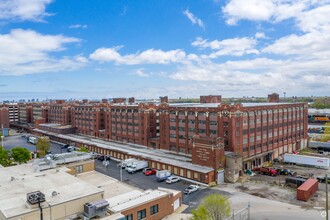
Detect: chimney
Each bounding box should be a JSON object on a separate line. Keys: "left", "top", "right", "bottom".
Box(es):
{"left": 55, "top": 100, "right": 65, "bottom": 104}
{"left": 160, "top": 96, "right": 168, "bottom": 103}
{"left": 112, "top": 98, "right": 126, "bottom": 104}
{"left": 128, "top": 97, "right": 135, "bottom": 104}
{"left": 268, "top": 93, "right": 280, "bottom": 103}
{"left": 200, "top": 95, "right": 222, "bottom": 103}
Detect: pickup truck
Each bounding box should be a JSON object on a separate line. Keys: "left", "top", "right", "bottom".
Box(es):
{"left": 260, "top": 167, "right": 278, "bottom": 176}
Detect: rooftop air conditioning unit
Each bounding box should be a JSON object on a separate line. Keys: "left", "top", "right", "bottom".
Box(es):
{"left": 84, "top": 199, "right": 109, "bottom": 219}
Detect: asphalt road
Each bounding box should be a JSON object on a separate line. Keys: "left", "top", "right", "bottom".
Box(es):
{"left": 2, "top": 133, "right": 64, "bottom": 154}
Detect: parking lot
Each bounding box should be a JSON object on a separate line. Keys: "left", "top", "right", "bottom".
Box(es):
{"left": 94, "top": 159, "right": 229, "bottom": 213}
{"left": 2, "top": 132, "right": 65, "bottom": 154}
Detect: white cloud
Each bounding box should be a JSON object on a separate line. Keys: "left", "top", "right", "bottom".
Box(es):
{"left": 0, "top": 29, "right": 85, "bottom": 75}
{"left": 192, "top": 37, "right": 259, "bottom": 57}
{"left": 0, "top": 0, "right": 53, "bottom": 21}
{"left": 255, "top": 32, "right": 266, "bottom": 39}
{"left": 296, "top": 4, "right": 330, "bottom": 32}
{"left": 183, "top": 9, "right": 204, "bottom": 29}
{"left": 222, "top": 0, "right": 275, "bottom": 25}
{"left": 69, "top": 24, "right": 88, "bottom": 29}
{"left": 90, "top": 47, "right": 187, "bottom": 65}
{"left": 221, "top": 0, "right": 322, "bottom": 26}
{"left": 132, "top": 69, "right": 150, "bottom": 77}
{"left": 168, "top": 56, "right": 330, "bottom": 96}
{"left": 262, "top": 31, "right": 330, "bottom": 59}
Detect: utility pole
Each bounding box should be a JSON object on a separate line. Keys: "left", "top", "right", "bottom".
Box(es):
{"left": 120, "top": 161, "right": 123, "bottom": 182}
{"left": 326, "top": 174, "right": 328, "bottom": 220}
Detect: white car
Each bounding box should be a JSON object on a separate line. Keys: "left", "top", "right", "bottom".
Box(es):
{"left": 166, "top": 176, "right": 180, "bottom": 184}
{"left": 183, "top": 185, "right": 199, "bottom": 194}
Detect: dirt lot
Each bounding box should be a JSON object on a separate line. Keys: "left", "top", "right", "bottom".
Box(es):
{"left": 236, "top": 163, "right": 329, "bottom": 209}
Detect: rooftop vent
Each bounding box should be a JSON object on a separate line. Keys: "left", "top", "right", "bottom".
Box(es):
{"left": 27, "top": 191, "right": 46, "bottom": 205}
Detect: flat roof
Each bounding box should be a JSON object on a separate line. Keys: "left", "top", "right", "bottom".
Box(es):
{"left": 77, "top": 171, "right": 139, "bottom": 199}
{"left": 308, "top": 108, "right": 330, "bottom": 115}
{"left": 168, "top": 103, "right": 220, "bottom": 108}
{"left": 241, "top": 102, "right": 295, "bottom": 107}
{"left": 0, "top": 164, "right": 103, "bottom": 219}
{"left": 34, "top": 129, "right": 214, "bottom": 173}
{"left": 39, "top": 123, "right": 73, "bottom": 129}
{"left": 168, "top": 102, "right": 300, "bottom": 108}
{"left": 107, "top": 190, "right": 168, "bottom": 213}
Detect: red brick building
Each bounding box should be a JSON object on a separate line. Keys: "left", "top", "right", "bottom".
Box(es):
{"left": 13, "top": 94, "right": 308, "bottom": 173}
{"left": 0, "top": 105, "right": 10, "bottom": 128}
{"left": 48, "top": 100, "right": 72, "bottom": 125}
{"left": 158, "top": 101, "right": 307, "bottom": 169}
{"left": 105, "top": 103, "right": 159, "bottom": 147}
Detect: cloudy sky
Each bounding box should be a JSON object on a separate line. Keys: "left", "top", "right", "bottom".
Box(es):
{"left": 0, "top": 0, "right": 329, "bottom": 101}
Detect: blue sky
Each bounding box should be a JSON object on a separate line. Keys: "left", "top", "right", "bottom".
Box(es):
{"left": 0, "top": 0, "right": 330, "bottom": 101}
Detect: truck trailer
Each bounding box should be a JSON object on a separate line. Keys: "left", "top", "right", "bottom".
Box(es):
{"left": 126, "top": 160, "right": 148, "bottom": 173}
{"left": 156, "top": 170, "right": 171, "bottom": 182}
{"left": 284, "top": 153, "right": 330, "bottom": 168}
{"left": 120, "top": 158, "right": 138, "bottom": 169}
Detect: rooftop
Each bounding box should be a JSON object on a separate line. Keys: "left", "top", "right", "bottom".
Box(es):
{"left": 308, "top": 108, "right": 330, "bottom": 115}
{"left": 0, "top": 164, "right": 103, "bottom": 219}
{"left": 107, "top": 190, "right": 168, "bottom": 213}
{"left": 34, "top": 128, "right": 214, "bottom": 173}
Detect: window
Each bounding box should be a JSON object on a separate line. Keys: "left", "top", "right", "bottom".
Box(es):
{"left": 150, "top": 204, "right": 159, "bottom": 215}
{"left": 137, "top": 209, "right": 146, "bottom": 220}
{"left": 75, "top": 165, "right": 83, "bottom": 174}
{"left": 125, "top": 214, "right": 133, "bottom": 220}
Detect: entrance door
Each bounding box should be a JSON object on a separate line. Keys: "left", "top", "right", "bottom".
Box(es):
{"left": 173, "top": 198, "right": 180, "bottom": 211}
{"left": 217, "top": 170, "right": 224, "bottom": 184}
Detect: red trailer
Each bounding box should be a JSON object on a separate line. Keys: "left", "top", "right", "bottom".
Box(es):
{"left": 297, "top": 178, "right": 318, "bottom": 201}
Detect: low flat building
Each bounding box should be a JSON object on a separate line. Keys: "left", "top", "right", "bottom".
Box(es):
{"left": 0, "top": 165, "right": 104, "bottom": 220}
{"left": 0, "top": 162, "right": 182, "bottom": 220}
{"left": 78, "top": 171, "right": 182, "bottom": 220}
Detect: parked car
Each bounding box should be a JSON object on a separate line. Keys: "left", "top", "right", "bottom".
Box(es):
{"left": 260, "top": 167, "right": 278, "bottom": 176}
{"left": 143, "top": 168, "right": 157, "bottom": 176}
{"left": 166, "top": 176, "right": 180, "bottom": 184}
{"left": 276, "top": 168, "right": 296, "bottom": 176}
{"left": 183, "top": 185, "right": 200, "bottom": 194}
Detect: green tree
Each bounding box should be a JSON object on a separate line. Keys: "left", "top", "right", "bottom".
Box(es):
{"left": 11, "top": 147, "right": 31, "bottom": 164}
{"left": 36, "top": 136, "right": 50, "bottom": 157}
{"left": 0, "top": 146, "right": 11, "bottom": 167}
{"left": 78, "top": 146, "right": 89, "bottom": 152}
{"left": 321, "top": 122, "right": 330, "bottom": 142}
{"left": 191, "top": 194, "right": 231, "bottom": 220}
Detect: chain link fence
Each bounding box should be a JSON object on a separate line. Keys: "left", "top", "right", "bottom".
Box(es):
{"left": 225, "top": 202, "right": 251, "bottom": 220}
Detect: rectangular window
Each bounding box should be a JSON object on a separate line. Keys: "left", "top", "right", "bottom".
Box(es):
{"left": 125, "top": 214, "right": 133, "bottom": 220}
{"left": 137, "top": 209, "right": 146, "bottom": 220}
{"left": 150, "top": 204, "right": 159, "bottom": 215}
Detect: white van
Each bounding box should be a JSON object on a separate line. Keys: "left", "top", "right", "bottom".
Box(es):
{"left": 28, "top": 137, "right": 38, "bottom": 145}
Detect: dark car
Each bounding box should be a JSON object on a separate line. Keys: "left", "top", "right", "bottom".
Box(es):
{"left": 276, "top": 168, "right": 296, "bottom": 176}
{"left": 317, "top": 176, "right": 330, "bottom": 183}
